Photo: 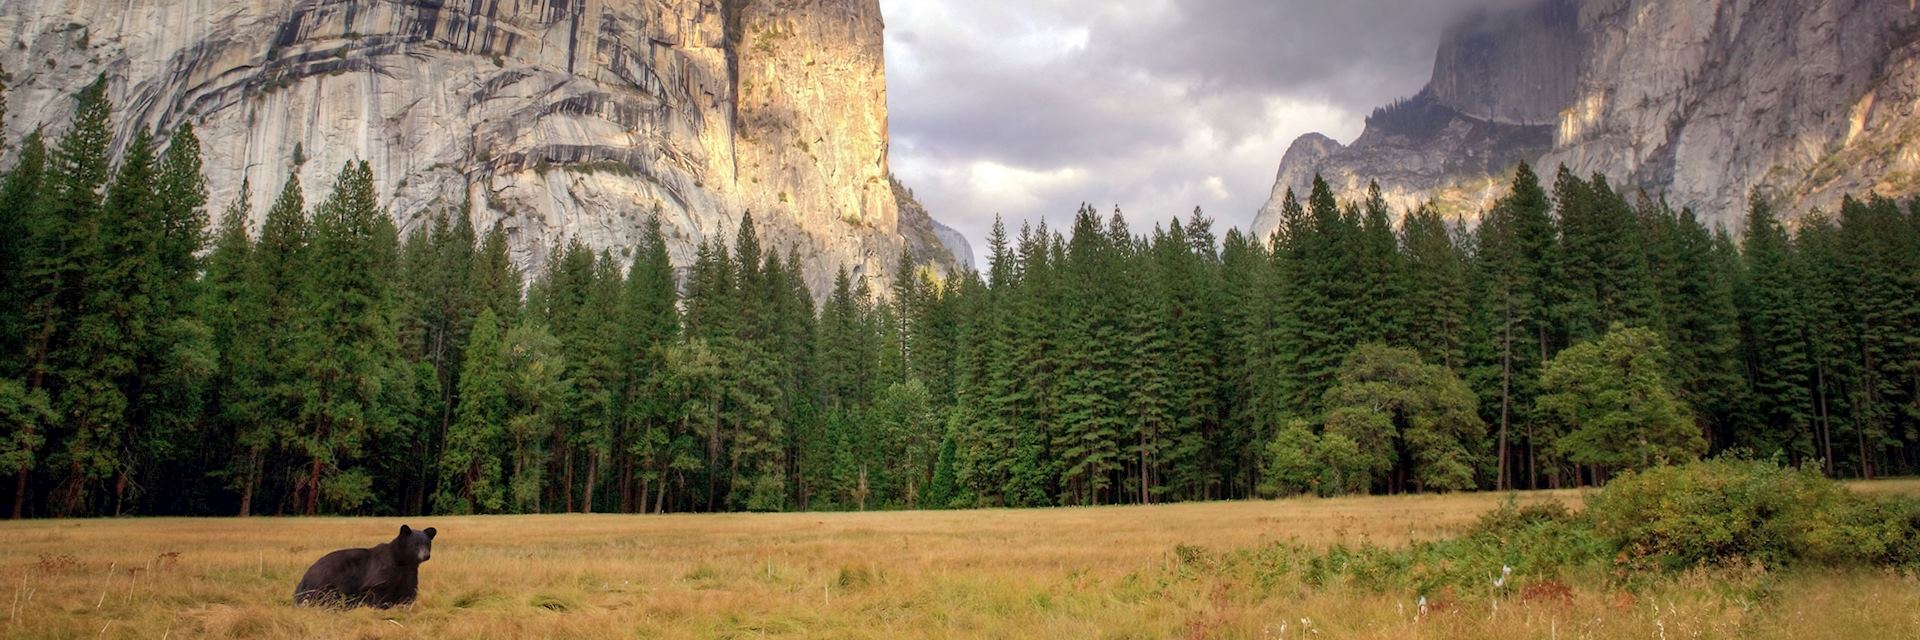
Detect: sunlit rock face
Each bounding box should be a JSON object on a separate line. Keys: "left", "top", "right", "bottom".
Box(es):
{"left": 0, "top": 0, "right": 961, "bottom": 295}
{"left": 1256, "top": 0, "right": 1920, "bottom": 234}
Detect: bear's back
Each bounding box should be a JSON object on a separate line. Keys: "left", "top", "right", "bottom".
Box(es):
{"left": 294, "top": 547, "right": 377, "bottom": 606}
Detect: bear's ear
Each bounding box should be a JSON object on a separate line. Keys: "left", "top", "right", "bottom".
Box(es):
{"left": 424, "top": 527, "right": 437, "bottom": 540}
{"left": 399, "top": 524, "right": 412, "bottom": 537}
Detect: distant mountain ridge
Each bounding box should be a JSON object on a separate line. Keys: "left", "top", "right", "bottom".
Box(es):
{"left": 1253, "top": 0, "right": 1920, "bottom": 237}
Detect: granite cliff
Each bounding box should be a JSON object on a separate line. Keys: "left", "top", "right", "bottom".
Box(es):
{"left": 0, "top": 0, "right": 962, "bottom": 295}
{"left": 1254, "top": 0, "right": 1920, "bottom": 238}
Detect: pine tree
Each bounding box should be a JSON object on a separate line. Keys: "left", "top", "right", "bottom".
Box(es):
{"left": 619, "top": 211, "right": 679, "bottom": 513}
{"left": 1794, "top": 213, "right": 1853, "bottom": 475}
{"left": 1355, "top": 182, "right": 1407, "bottom": 344}
{"left": 725, "top": 213, "right": 789, "bottom": 511}
{"left": 0, "top": 120, "right": 52, "bottom": 517}
{"left": 131, "top": 126, "right": 216, "bottom": 515}
{"left": 156, "top": 125, "right": 208, "bottom": 309}
{"left": 251, "top": 172, "right": 312, "bottom": 516}
{"left": 1001, "top": 222, "right": 1061, "bottom": 506}
{"left": 573, "top": 251, "right": 625, "bottom": 512}
{"left": 1557, "top": 174, "right": 1658, "bottom": 340}
{"left": 1217, "top": 226, "right": 1274, "bottom": 496}
{"left": 437, "top": 309, "right": 508, "bottom": 514}
{"left": 1052, "top": 206, "right": 1125, "bottom": 505}
{"left": 293, "top": 161, "right": 401, "bottom": 514}
{"left": 1286, "top": 177, "right": 1365, "bottom": 414}
{"left": 1400, "top": 205, "right": 1471, "bottom": 371}
{"left": 202, "top": 185, "right": 275, "bottom": 515}
{"left": 504, "top": 320, "right": 568, "bottom": 513}
{"left": 394, "top": 208, "right": 480, "bottom": 514}
{"left": 1642, "top": 202, "right": 1747, "bottom": 454}
{"left": 1836, "top": 195, "right": 1918, "bottom": 477}
{"left": 1124, "top": 221, "right": 1175, "bottom": 503}
{"left": 960, "top": 217, "right": 1031, "bottom": 504}
{"left": 470, "top": 223, "right": 522, "bottom": 326}
{"left": 1469, "top": 162, "right": 1558, "bottom": 489}
{"left": 1263, "top": 188, "right": 1310, "bottom": 425}
{"left": 0, "top": 131, "right": 47, "bottom": 370}
{"left": 1735, "top": 192, "right": 1814, "bottom": 461}
{"left": 17, "top": 77, "right": 114, "bottom": 515}
{"left": 59, "top": 121, "right": 164, "bottom": 516}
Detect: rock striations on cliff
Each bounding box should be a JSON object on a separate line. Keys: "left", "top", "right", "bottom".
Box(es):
{"left": 1254, "top": 0, "right": 1920, "bottom": 239}
{"left": 0, "top": 0, "right": 962, "bottom": 295}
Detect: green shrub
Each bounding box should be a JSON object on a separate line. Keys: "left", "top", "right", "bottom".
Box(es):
{"left": 1199, "top": 461, "right": 1916, "bottom": 602}
{"left": 1223, "top": 498, "right": 1605, "bottom": 598}
{"left": 1588, "top": 458, "right": 1920, "bottom": 571}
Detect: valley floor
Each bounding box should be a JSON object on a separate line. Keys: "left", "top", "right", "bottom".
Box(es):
{"left": 3, "top": 483, "right": 1918, "bottom": 638}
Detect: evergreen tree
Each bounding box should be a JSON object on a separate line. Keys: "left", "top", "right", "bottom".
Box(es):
{"left": 1557, "top": 174, "right": 1658, "bottom": 340}
{"left": 155, "top": 124, "right": 209, "bottom": 308}
{"left": 470, "top": 223, "right": 522, "bottom": 326}
{"left": 1469, "top": 162, "right": 1558, "bottom": 489}
{"left": 132, "top": 126, "right": 216, "bottom": 515}
{"left": 503, "top": 320, "right": 568, "bottom": 513}
{"left": 254, "top": 173, "right": 312, "bottom": 515}
{"left": 1399, "top": 205, "right": 1470, "bottom": 371}
{"left": 1642, "top": 201, "right": 1746, "bottom": 454}
{"left": 58, "top": 122, "right": 163, "bottom": 516}
{"left": 437, "top": 309, "right": 508, "bottom": 514}
{"left": 0, "top": 130, "right": 47, "bottom": 369}
{"left": 1735, "top": 192, "right": 1815, "bottom": 461}
{"left": 1052, "top": 206, "right": 1125, "bottom": 505}
{"left": 1836, "top": 195, "right": 1919, "bottom": 477}
{"left": 202, "top": 186, "right": 273, "bottom": 515}
{"left": 619, "top": 212, "right": 679, "bottom": 513}
{"left": 1794, "top": 213, "right": 1853, "bottom": 475}
{"left": 292, "top": 161, "right": 401, "bottom": 514}
{"left": 18, "top": 77, "right": 114, "bottom": 515}
{"left": 1355, "top": 182, "right": 1407, "bottom": 344}
{"left": 1217, "top": 226, "right": 1275, "bottom": 496}
{"left": 1124, "top": 221, "right": 1176, "bottom": 503}
{"left": 394, "top": 209, "right": 479, "bottom": 514}
{"left": 1286, "top": 177, "right": 1365, "bottom": 414}
{"left": 0, "top": 128, "right": 51, "bottom": 518}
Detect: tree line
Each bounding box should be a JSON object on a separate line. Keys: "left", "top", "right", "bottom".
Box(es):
{"left": 2, "top": 79, "right": 1918, "bottom": 517}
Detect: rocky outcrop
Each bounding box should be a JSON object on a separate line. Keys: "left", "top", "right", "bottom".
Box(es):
{"left": 1250, "top": 92, "right": 1554, "bottom": 243}
{"left": 0, "top": 0, "right": 962, "bottom": 295}
{"left": 1429, "top": 0, "right": 1583, "bottom": 126}
{"left": 893, "top": 176, "right": 974, "bottom": 272}
{"left": 1256, "top": 0, "right": 1920, "bottom": 234}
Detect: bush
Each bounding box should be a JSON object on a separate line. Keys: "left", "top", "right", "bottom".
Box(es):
{"left": 1205, "top": 461, "right": 1917, "bottom": 603}
{"left": 1587, "top": 458, "right": 1920, "bottom": 571}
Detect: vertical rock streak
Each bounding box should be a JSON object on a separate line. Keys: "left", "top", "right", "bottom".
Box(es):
{"left": 0, "top": 0, "right": 957, "bottom": 294}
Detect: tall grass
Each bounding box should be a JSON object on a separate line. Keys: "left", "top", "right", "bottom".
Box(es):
{"left": 1, "top": 484, "right": 1915, "bottom": 638}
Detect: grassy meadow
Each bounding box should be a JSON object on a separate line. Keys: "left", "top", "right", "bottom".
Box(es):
{"left": 3, "top": 483, "right": 1919, "bottom": 639}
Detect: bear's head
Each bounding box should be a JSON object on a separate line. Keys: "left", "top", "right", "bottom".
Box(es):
{"left": 394, "top": 524, "right": 437, "bottom": 564}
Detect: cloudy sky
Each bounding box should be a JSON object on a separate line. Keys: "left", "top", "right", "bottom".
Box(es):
{"left": 878, "top": 0, "right": 1536, "bottom": 264}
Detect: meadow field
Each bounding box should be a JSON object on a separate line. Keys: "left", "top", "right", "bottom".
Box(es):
{"left": 4, "top": 483, "right": 1919, "bottom": 639}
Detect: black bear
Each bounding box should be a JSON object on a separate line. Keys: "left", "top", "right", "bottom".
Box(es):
{"left": 293, "top": 525, "right": 436, "bottom": 608}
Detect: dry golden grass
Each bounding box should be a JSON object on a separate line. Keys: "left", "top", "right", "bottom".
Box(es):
{"left": 1, "top": 484, "right": 1915, "bottom": 639}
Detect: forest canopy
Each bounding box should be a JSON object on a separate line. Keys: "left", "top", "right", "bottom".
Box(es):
{"left": 3, "top": 78, "right": 1919, "bottom": 518}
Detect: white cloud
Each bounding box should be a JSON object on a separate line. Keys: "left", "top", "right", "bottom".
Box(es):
{"left": 880, "top": 0, "right": 1513, "bottom": 266}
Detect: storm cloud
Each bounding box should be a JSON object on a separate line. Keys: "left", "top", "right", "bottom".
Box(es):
{"left": 880, "top": 0, "right": 1540, "bottom": 264}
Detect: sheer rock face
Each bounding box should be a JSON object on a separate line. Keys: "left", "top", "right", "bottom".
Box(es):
{"left": 1256, "top": 0, "right": 1920, "bottom": 234}
{"left": 0, "top": 0, "right": 959, "bottom": 295}
{"left": 1250, "top": 94, "right": 1554, "bottom": 244}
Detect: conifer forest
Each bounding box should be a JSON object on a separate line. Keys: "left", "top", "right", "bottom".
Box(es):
{"left": 5, "top": 78, "right": 1920, "bottom": 519}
